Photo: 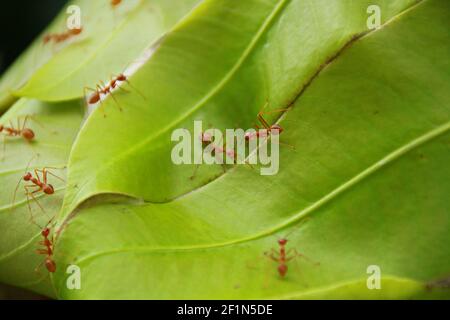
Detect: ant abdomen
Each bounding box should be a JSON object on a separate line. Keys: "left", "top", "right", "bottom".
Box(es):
{"left": 278, "top": 264, "right": 288, "bottom": 277}
{"left": 43, "top": 184, "right": 54, "bottom": 195}
{"left": 45, "top": 258, "right": 56, "bottom": 273}
{"left": 22, "top": 128, "right": 35, "bottom": 141}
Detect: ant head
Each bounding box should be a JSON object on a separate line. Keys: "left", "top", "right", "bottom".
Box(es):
{"left": 23, "top": 172, "right": 32, "bottom": 181}
{"left": 43, "top": 184, "right": 54, "bottom": 195}
{"left": 0, "top": 124, "right": 4, "bottom": 132}
{"left": 271, "top": 124, "right": 283, "bottom": 134}
{"left": 42, "top": 228, "right": 50, "bottom": 237}
{"left": 278, "top": 264, "right": 288, "bottom": 277}
{"left": 22, "top": 128, "right": 35, "bottom": 141}
{"left": 278, "top": 238, "right": 288, "bottom": 246}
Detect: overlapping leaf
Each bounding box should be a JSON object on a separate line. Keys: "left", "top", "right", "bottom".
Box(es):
{"left": 0, "top": 98, "right": 83, "bottom": 297}
{"left": 0, "top": 0, "right": 200, "bottom": 109}
{"left": 61, "top": 0, "right": 421, "bottom": 216}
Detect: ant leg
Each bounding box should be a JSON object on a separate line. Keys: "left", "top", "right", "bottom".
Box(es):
{"left": 11, "top": 176, "right": 25, "bottom": 211}
{"left": 9, "top": 120, "right": 15, "bottom": 131}
{"left": 257, "top": 113, "right": 271, "bottom": 130}
{"left": 17, "top": 117, "right": 22, "bottom": 133}
{"left": 125, "top": 79, "right": 147, "bottom": 101}
{"left": 37, "top": 168, "right": 65, "bottom": 184}
{"left": 108, "top": 91, "right": 123, "bottom": 112}
{"left": 101, "top": 81, "right": 122, "bottom": 112}
{"left": 21, "top": 115, "right": 30, "bottom": 132}
{"left": 33, "top": 169, "right": 43, "bottom": 185}
{"left": 1, "top": 134, "right": 5, "bottom": 161}
{"left": 190, "top": 138, "right": 207, "bottom": 180}
{"left": 286, "top": 249, "right": 320, "bottom": 266}
{"left": 34, "top": 260, "right": 45, "bottom": 274}
{"left": 26, "top": 186, "right": 45, "bottom": 211}
{"left": 264, "top": 248, "right": 280, "bottom": 262}
{"left": 84, "top": 86, "right": 98, "bottom": 97}
{"left": 24, "top": 186, "right": 43, "bottom": 222}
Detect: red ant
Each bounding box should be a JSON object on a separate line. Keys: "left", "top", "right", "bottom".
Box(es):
{"left": 12, "top": 160, "right": 65, "bottom": 220}
{"left": 190, "top": 131, "right": 236, "bottom": 180}
{"left": 0, "top": 116, "right": 40, "bottom": 160}
{"left": 35, "top": 219, "right": 57, "bottom": 273}
{"left": 43, "top": 27, "right": 83, "bottom": 45}
{"left": 0, "top": 116, "right": 36, "bottom": 142}
{"left": 245, "top": 106, "right": 289, "bottom": 141}
{"left": 85, "top": 73, "right": 145, "bottom": 115}
{"left": 264, "top": 223, "right": 319, "bottom": 278}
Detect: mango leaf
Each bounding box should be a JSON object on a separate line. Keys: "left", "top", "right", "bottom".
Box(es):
{"left": 51, "top": 0, "right": 450, "bottom": 299}
{"left": 0, "top": 98, "right": 83, "bottom": 297}
{"left": 61, "top": 0, "right": 421, "bottom": 216}
{"left": 0, "top": 0, "right": 200, "bottom": 109}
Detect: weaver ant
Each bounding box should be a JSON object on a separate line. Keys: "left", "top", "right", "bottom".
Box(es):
{"left": 264, "top": 221, "right": 319, "bottom": 278}
{"left": 85, "top": 72, "right": 145, "bottom": 115}
{"left": 190, "top": 130, "right": 236, "bottom": 180}
{"left": 43, "top": 27, "right": 83, "bottom": 45}
{"left": 35, "top": 219, "right": 57, "bottom": 273}
{"left": 12, "top": 158, "right": 65, "bottom": 221}
{"left": 0, "top": 115, "right": 43, "bottom": 160}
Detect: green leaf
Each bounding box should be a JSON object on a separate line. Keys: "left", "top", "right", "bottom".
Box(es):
{"left": 0, "top": 98, "right": 83, "bottom": 297}
{"left": 61, "top": 0, "right": 421, "bottom": 215}
{"left": 51, "top": 0, "right": 450, "bottom": 299}
{"left": 0, "top": 0, "right": 200, "bottom": 107}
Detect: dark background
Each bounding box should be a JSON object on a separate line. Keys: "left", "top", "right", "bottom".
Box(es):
{"left": 0, "top": 0, "right": 69, "bottom": 74}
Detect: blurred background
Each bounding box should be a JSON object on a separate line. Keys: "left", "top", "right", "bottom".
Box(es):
{"left": 0, "top": 0, "right": 68, "bottom": 299}
{"left": 0, "top": 0, "right": 68, "bottom": 74}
